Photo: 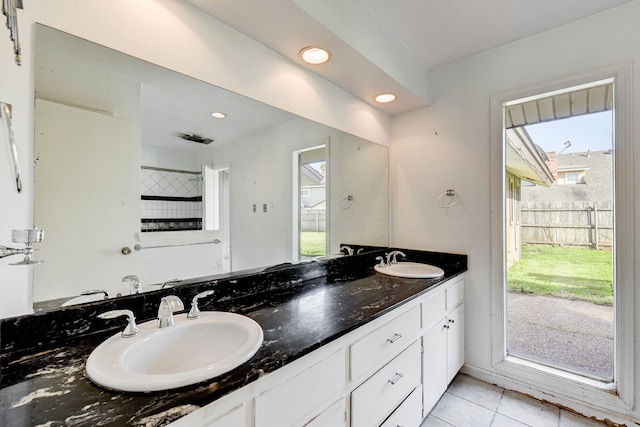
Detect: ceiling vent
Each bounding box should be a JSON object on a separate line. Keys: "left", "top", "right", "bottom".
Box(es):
{"left": 178, "top": 133, "right": 214, "bottom": 145}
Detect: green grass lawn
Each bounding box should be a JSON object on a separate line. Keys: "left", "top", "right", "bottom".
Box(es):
{"left": 507, "top": 245, "right": 613, "bottom": 305}
{"left": 300, "top": 232, "right": 326, "bottom": 257}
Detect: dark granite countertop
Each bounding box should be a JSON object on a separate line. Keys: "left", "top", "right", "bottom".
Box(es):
{"left": 0, "top": 249, "right": 466, "bottom": 427}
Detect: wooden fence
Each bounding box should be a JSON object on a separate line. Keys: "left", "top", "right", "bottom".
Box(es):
{"left": 301, "top": 210, "right": 326, "bottom": 232}
{"left": 520, "top": 201, "right": 613, "bottom": 249}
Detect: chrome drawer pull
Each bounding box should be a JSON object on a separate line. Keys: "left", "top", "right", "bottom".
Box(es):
{"left": 387, "top": 333, "right": 402, "bottom": 343}
{"left": 388, "top": 372, "right": 403, "bottom": 385}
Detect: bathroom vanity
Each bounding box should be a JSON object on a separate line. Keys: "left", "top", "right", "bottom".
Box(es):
{"left": 0, "top": 248, "right": 466, "bottom": 426}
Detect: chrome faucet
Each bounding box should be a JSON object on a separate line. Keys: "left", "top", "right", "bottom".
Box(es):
{"left": 122, "top": 275, "right": 142, "bottom": 294}
{"left": 187, "top": 290, "right": 215, "bottom": 319}
{"left": 157, "top": 295, "right": 184, "bottom": 328}
{"left": 385, "top": 250, "right": 407, "bottom": 265}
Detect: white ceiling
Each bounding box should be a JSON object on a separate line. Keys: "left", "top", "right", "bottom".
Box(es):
{"left": 186, "top": 0, "right": 635, "bottom": 116}
{"left": 36, "top": 25, "right": 296, "bottom": 154}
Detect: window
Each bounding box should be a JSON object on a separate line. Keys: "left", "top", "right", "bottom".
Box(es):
{"left": 560, "top": 171, "right": 583, "bottom": 185}
{"left": 292, "top": 144, "right": 327, "bottom": 261}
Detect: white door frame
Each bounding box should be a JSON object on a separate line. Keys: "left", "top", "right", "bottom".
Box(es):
{"left": 487, "top": 61, "right": 635, "bottom": 419}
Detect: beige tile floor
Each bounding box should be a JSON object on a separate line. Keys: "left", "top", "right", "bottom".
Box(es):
{"left": 422, "top": 374, "right": 609, "bottom": 427}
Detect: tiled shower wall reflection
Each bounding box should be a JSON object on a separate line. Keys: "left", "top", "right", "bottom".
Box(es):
{"left": 140, "top": 166, "right": 203, "bottom": 232}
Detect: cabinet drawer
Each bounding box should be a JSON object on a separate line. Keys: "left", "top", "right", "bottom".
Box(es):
{"left": 255, "top": 349, "right": 345, "bottom": 427}
{"left": 446, "top": 277, "right": 464, "bottom": 311}
{"left": 380, "top": 385, "right": 423, "bottom": 427}
{"left": 351, "top": 341, "right": 421, "bottom": 427}
{"left": 421, "top": 287, "right": 446, "bottom": 329}
{"left": 351, "top": 306, "right": 421, "bottom": 380}
{"left": 303, "top": 399, "right": 346, "bottom": 427}
{"left": 206, "top": 404, "right": 244, "bottom": 427}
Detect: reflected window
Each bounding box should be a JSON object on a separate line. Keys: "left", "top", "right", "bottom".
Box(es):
{"left": 293, "top": 145, "right": 326, "bottom": 261}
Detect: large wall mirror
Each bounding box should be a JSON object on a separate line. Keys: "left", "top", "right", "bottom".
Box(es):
{"left": 32, "top": 24, "right": 389, "bottom": 307}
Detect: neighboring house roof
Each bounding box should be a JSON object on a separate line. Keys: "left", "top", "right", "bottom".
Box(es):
{"left": 310, "top": 200, "right": 326, "bottom": 210}
{"left": 505, "top": 127, "right": 555, "bottom": 187}
{"left": 522, "top": 150, "right": 613, "bottom": 205}
{"left": 300, "top": 164, "right": 324, "bottom": 186}
{"left": 301, "top": 184, "right": 326, "bottom": 209}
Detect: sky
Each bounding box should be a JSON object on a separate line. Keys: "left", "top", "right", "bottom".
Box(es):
{"left": 525, "top": 110, "right": 613, "bottom": 154}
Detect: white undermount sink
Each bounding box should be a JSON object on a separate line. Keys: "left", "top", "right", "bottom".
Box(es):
{"left": 374, "top": 262, "right": 445, "bottom": 279}
{"left": 86, "top": 311, "right": 263, "bottom": 392}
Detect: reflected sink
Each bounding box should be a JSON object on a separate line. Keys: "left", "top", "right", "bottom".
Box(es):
{"left": 375, "top": 262, "right": 445, "bottom": 279}
{"left": 86, "top": 312, "right": 263, "bottom": 392}
{"left": 61, "top": 292, "right": 106, "bottom": 307}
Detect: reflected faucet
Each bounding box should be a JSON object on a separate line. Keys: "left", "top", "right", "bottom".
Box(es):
{"left": 161, "top": 278, "right": 182, "bottom": 288}
{"left": 81, "top": 289, "right": 109, "bottom": 299}
{"left": 157, "top": 295, "right": 184, "bottom": 328}
{"left": 122, "top": 275, "right": 142, "bottom": 294}
{"left": 340, "top": 245, "right": 354, "bottom": 256}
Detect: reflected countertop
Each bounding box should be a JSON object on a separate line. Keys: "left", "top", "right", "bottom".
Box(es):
{"left": 0, "top": 249, "right": 466, "bottom": 427}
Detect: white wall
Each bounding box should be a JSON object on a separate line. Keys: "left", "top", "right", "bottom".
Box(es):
{"left": 329, "top": 132, "right": 389, "bottom": 254}
{"left": 201, "top": 117, "right": 388, "bottom": 270}
{"left": 0, "top": 0, "right": 391, "bottom": 317}
{"left": 391, "top": 2, "right": 640, "bottom": 422}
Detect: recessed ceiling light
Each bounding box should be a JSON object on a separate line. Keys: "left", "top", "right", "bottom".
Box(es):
{"left": 299, "top": 46, "right": 331, "bottom": 65}
{"left": 375, "top": 93, "right": 397, "bottom": 103}
{"left": 211, "top": 112, "right": 226, "bottom": 119}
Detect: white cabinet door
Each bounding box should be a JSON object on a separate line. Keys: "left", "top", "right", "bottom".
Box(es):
{"left": 422, "top": 320, "right": 448, "bottom": 414}
{"left": 446, "top": 304, "right": 465, "bottom": 383}
{"left": 255, "top": 349, "right": 345, "bottom": 427}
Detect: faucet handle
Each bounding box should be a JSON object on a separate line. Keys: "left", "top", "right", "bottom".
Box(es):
{"left": 188, "top": 290, "right": 215, "bottom": 320}
{"left": 375, "top": 256, "right": 386, "bottom": 268}
{"left": 98, "top": 309, "right": 140, "bottom": 338}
